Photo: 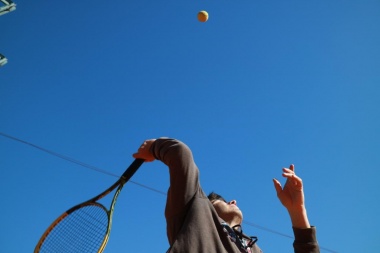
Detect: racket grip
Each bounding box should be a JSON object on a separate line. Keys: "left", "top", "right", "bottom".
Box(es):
{"left": 121, "top": 158, "right": 145, "bottom": 182}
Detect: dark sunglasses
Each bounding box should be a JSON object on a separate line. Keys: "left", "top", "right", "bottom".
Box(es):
{"left": 232, "top": 225, "right": 258, "bottom": 247}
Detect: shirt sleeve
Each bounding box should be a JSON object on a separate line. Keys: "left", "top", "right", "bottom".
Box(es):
{"left": 150, "top": 138, "right": 200, "bottom": 218}
{"left": 293, "top": 226, "right": 320, "bottom": 253}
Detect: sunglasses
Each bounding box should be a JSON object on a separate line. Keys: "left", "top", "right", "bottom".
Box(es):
{"left": 232, "top": 225, "right": 258, "bottom": 248}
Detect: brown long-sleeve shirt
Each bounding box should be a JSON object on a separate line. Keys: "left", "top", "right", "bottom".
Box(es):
{"left": 150, "top": 138, "right": 319, "bottom": 253}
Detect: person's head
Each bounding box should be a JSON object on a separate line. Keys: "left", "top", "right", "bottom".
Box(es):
{"left": 208, "top": 192, "right": 243, "bottom": 227}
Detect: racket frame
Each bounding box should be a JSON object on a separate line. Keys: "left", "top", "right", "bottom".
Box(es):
{"left": 34, "top": 158, "right": 144, "bottom": 253}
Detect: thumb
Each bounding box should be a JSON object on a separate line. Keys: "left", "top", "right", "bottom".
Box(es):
{"left": 273, "top": 178, "right": 283, "bottom": 195}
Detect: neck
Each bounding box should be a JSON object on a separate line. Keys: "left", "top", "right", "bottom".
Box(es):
{"left": 225, "top": 217, "right": 242, "bottom": 228}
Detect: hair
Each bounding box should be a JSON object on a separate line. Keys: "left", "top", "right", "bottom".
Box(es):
{"left": 207, "top": 192, "right": 227, "bottom": 203}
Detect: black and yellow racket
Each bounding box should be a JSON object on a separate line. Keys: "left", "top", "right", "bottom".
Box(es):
{"left": 34, "top": 158, "right": 145, "bottom": 253}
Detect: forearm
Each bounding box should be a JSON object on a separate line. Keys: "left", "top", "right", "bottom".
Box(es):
{"left": 150, "top": 138, "right": 200, "bottom": 217}
{"left": 150, "top": 138, "right": 192, "bottom": 166}
{"left": 288, "top": 206, "right": 310, "bottom": 229}
{"left": 290, "top": 208, "right": 319, "bottom": 253}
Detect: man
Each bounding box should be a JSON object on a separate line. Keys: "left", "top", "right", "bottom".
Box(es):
{"left": 133, "top": 137, "right": 319, "bottom": 253}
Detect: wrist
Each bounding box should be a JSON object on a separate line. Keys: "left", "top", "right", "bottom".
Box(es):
{"left": 288, "top": 206, "right": 310, "bottom": 229}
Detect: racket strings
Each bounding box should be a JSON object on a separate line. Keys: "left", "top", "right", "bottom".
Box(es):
{"left": 39, "top": 204, "right": 109, "bottom": 253}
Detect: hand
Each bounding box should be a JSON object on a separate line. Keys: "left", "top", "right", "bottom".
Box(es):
{"left": 273, "top": 164, "right": 304, "bottom": 211}
{"left": 133, "top": 139, "right": 156, "bottom": 162}
{"left": 273, "top": 164, "right": 310, "bottom": 228}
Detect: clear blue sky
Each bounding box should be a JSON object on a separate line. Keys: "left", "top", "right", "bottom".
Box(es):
{"left": 1, "top": 1, "right": 379, "bottom": 252}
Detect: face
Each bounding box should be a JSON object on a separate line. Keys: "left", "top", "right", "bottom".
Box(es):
{"left": 212, "top": 199, "right": 243, "bottom": 226}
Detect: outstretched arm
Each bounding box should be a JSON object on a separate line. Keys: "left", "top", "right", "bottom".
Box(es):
{"left": 273, "top": 165, "right": 320, "bottom": 253}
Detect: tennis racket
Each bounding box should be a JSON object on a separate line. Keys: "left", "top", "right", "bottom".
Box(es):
{"left": 34, "top": 158, "right": 145, "bottom": 253}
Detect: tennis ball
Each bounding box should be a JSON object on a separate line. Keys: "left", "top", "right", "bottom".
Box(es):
{"left": 197, "top": 10, "right": 209, "bottom": 22}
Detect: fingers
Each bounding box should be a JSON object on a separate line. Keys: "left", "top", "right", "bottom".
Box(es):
{"left": 138, "top": 140, "right": 151, "bottom": 150}
{"left": 132, "top": 142, "right": 147, "bottom": 158}
{"left": 280, "top": 164, "right": 303, "bottom": 187}
{"left": 272, "top": 178, "right": 282, "bottom": 195}
{"left": 132, "top": 139, "right": 156, "bottom": 162}
{"left": 282, "top": 164, "right": 296, "bottom": 178}
{"left": 282, "top": 168, "right": 295, "bottom": 179}
{"left": 136, "top": 139, "right": 156, "bottom": 152}
{"left": 282, "top": 168, "right": 303, "bottom": 189}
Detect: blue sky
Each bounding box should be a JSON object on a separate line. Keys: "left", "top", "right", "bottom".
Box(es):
{"left": 1, "top": 0, "right": 379, "bottom": 252}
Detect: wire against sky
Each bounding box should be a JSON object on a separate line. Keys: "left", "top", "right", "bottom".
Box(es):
{"left": 0, "top": 131, "right": 338, "bottom": 253}
{"left": 0, "top": 132, "right": 167, "bottom": 194}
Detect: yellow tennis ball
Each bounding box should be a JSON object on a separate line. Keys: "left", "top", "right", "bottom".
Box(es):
{"left": 197, "top": 10, "right": 209, "bottom": 22}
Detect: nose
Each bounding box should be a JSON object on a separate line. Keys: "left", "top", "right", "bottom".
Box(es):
{"left": 228, "top": 200, "right": 237, "bottom": 205}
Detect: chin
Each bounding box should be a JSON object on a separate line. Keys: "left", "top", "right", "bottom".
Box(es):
{"left": 233, "top": 210, "right": 243, "bottom": 221}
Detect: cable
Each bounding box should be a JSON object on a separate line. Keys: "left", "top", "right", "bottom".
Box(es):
{"left": 0, "top": 131, "right": 168, "bottom": 195}
{"left": 0, "top": 131, "right": 338, "bottom": 253}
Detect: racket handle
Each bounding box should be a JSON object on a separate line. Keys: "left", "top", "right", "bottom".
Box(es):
{"left": 121, "top": 158, "right": 144, "bottom": 182}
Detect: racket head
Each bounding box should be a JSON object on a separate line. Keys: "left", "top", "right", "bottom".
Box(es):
{"left": 34, "top": 202, "right": 110, "bottom": 253}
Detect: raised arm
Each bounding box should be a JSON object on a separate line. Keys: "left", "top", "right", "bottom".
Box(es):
{"left": 133, "top": 138, "right": 200, "bottom": 217}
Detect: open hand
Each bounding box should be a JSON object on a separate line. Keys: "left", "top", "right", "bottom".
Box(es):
{"left": 273, "top": 164, "right": 310, "bottom": 228}
{"left": 273, "top": 164, "right": 305, "bottom": 211}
